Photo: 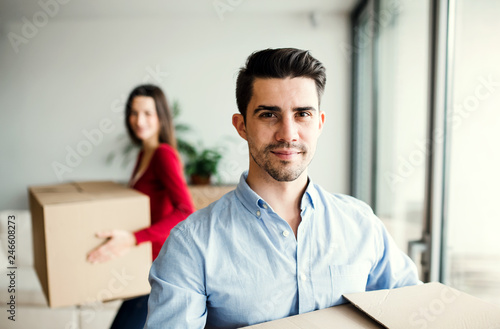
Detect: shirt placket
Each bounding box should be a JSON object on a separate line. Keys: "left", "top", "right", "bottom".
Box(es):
{"left": 296, "top": 207, "right": 314, "bottom": 313}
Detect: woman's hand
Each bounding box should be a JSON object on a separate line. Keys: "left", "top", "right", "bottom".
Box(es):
{"left": 87, "top": 230, "right": 136, "bottom": 264}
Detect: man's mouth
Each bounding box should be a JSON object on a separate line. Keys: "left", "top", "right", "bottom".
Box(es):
{"left": 270, "top": 149, "right": 302, "bottom": 160}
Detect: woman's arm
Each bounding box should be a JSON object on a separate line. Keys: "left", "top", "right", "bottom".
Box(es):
{"left": 134, "top": 144, "right": 195, "bottom": 246}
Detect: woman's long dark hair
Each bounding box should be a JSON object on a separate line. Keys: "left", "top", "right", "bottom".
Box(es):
{"left": 125, "top": 84, "right": 177, "bottom": 149}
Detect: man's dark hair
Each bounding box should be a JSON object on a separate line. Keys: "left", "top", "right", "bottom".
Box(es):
{"left": 235, "top": 48, "right": 326, "bottom": 120}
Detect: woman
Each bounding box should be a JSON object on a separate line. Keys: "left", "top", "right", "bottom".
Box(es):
{"left": 87, "top": 84, "right": 195, "bottom": 328}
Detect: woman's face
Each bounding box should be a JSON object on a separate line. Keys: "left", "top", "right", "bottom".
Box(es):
{"left": 129, "top": 96, "right": 161, "bottom": 144}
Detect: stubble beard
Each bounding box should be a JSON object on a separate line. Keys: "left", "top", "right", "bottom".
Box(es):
{"left": 249, "top": 142, "right": 309, "bottom": 182}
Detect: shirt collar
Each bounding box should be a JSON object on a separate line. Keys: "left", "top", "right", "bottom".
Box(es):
{"left": 235, "top": 171, "right": 317, "bottom": 217}
{"left": 301, "top": 178, "right": 317, "bottom": 210}
{"left": 235, "top": 171, "right": 264, "bottom": 217}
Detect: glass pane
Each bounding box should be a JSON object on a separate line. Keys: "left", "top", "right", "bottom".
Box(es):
{"left": 445, "top": 0, "right": 500, "bottom": 306}
{"left": 352, "top": 5, "right": 374, "bottom": 205}
{"left": 374, "top": 0, "right": 430, "bottom": 278}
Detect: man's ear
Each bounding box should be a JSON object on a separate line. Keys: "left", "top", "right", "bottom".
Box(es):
{"left": 318, "top": 111, "right": 326, "bottom": 134}
{"left": 232, "top": 113, "right": 248, "bottom": 141}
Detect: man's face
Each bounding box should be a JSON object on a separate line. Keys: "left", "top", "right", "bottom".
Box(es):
{"left": 233, "top": 77, "right": 325, "bottom": 182}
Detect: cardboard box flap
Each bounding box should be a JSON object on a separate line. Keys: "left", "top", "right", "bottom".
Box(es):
{"left": 243, "top": 304, "right": 385, "bottom": 328}
{"left": 344, "top": 282, "right": 500, "bottom": 329}
{"left": 29, "top": 183, "right": 89, "bottom": 205}
{"left": 32, "top": 191, "right": 94, "bottom": 204}
{"left": 74, "top": 181, "right": 146, "bottom": 200}
{"left": 75, "top": 181, "right": 126, "bottom": 192}
{"left": 29, "top": 181, "right": 144, "bottom": 205}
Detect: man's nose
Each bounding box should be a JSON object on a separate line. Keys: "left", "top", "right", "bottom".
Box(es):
{"left": 275, "top": 117, "right": 299, "bottom": 142}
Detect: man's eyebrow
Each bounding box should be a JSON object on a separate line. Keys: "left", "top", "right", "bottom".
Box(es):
{"left": 253, "top": 105, "right": 280, "bottom": 115}
{"left": 293, "top": 106, "right": 317, "bottom": 112}
{"left": 253, "top": 105, "right": 317, "bottom": 115}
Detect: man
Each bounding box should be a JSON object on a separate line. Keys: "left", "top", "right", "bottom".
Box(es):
{"left": 145, "top": 48, "right": 419, "bottom": 328}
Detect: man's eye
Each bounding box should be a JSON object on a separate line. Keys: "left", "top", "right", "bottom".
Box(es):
{"left": 297, "top": 112, "right": 311, "bottom": 117}
{"left": 260, "top": 112, "right": 276, "bottom": 118}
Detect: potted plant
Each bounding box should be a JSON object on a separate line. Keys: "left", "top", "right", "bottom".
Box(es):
{"left": 184, "top": 145, "right": 223, "bottom": 185}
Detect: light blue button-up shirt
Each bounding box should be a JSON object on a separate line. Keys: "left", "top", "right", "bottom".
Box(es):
{"left": 145, "top": 172, "right": 419, "bottom": 328}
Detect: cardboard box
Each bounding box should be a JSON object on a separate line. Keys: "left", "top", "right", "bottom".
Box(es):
{"left": 29, "top": 181, "right": 152, "bottom": 308}
{"left": 188, "top": 185, "right": 236, "bottom": 210}
{"left": 244, "top": 282, "right": 500, "bottom": 328}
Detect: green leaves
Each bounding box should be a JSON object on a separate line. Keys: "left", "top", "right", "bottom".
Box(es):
{"left": 184, "top": 147, "right": 223, "bottom": 178}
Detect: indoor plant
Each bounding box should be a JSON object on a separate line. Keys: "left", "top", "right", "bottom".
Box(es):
{"left": 184, "top": 145, "right": 223, "bottom": 185}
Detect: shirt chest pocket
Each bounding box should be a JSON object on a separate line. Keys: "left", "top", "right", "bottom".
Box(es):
{"left": 329, "top": 262, "right": 371, "bottom": 302}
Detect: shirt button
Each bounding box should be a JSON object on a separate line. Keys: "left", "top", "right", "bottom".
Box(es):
{"left": 256, "top": 210, "right": 261, "bottom": 217}
{"left": 300, "top": 274, "right": 307, "bottom": 281}
{"left": 262, "top": 203, "right": 268, "bottom": 209}
{"left": 282, "top": 230, "right": 289, "bottom": 237}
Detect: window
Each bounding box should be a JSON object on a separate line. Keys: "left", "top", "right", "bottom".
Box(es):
{"left": 351, "top": 0, "right": 500, "bottom": 305}
{"left": 351, "top": 0, "right": 430, "bottom": 278}
{"left": 445, "top": 0, "right": 500, "bottom": 305}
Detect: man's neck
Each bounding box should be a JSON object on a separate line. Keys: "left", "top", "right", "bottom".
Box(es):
{"left": 246, "top": 167, "right": 308, "bottom": 237}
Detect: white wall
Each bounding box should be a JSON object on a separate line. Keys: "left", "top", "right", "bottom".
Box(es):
{"left": 0, "top": 12, "right": 351, "bottom": 210}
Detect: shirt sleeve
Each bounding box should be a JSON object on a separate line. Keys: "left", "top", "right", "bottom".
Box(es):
{"left": 133, "top": 145, "right": 195, "bottom": 246}
{"left": 145, "top": 226, "right": 207, "bottom": 329}
{"left": 366, "top": 211, "right": 421, "bottom": 290}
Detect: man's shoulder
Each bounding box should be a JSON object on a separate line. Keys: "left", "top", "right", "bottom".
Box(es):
{"left": 312, "top": 185, "right": 387, "bottom": 243}
{"left": 315, "top": 185, "right": 381, "bottom": 228}
{"left": 313, "top": 184, "right": 373, "bottom": 211}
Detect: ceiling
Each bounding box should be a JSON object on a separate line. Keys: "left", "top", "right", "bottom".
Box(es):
{"left": 0, "top": 0, "right": 359, "bottom": 21}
